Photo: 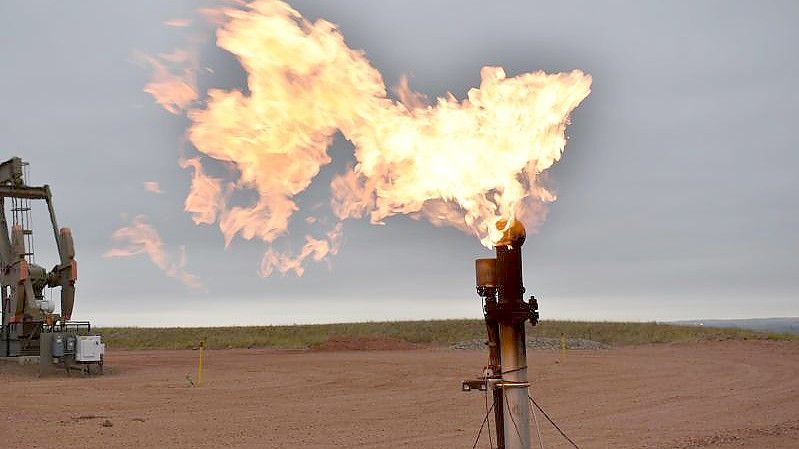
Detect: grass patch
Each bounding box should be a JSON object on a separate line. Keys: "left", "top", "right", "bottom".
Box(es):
{"left": 95, "top": 320, "right": 795, "bottom": 350}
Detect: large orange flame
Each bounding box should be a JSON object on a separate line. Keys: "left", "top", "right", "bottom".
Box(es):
{"left": 142, "top": 0, "right": 591, "bottom": 275}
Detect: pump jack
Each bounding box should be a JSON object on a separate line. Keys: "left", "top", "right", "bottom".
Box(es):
{"left": 0, "top": 156, "right": 102, "bottom": 374}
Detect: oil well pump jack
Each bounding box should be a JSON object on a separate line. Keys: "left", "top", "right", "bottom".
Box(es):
{"left": 0, "top": 156, "right": 104, "bottom": 374}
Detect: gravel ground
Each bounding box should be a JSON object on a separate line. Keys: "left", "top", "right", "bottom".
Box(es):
{"left": 2, "top": 341, "right": 797, "bottom": 448}
{"left": 451, "top": 336, "right": 610, "bottom": 351}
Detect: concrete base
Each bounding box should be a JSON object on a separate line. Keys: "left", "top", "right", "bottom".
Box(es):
{"left": 0, "top": 355, "right": 40, "bottom": 365}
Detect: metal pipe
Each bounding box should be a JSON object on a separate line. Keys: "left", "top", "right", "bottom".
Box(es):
{"left": 473, "top": 220, "right": 534, "bottom": 449}
{"left": 485, "top": 314, "right": 505, "bottom": 448}
{"left": 499, "top": 322, "right": 530, "bottom": 449}
{"left": 495, "top": 220, "right": 530, "bottom": 449}
{"left": 476, "top": 257, "right": 506, "bottom": 448}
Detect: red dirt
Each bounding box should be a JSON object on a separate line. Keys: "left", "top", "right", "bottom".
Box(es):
{"left": 1, "top": 340, "right": 797, "bottom": 448}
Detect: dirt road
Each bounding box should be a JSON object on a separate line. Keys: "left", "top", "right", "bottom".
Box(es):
{"left": 1, "top": 340, "right": 797, "bottom": 448}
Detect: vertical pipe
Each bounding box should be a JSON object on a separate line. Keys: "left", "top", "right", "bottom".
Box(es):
{"left": 485, "top": 316, "right": 505, "bottom": 448}
{"left": 476, "top": 258, "right": 505, "bottom": 448}
{"left": 495, "top": 226, "right": 531, "bottom": 449}
{"left": 1, "top": 286, "right": 6, "bottom": 357}
{"left": 499, "top": 322, "right": 530, "bottom": 449}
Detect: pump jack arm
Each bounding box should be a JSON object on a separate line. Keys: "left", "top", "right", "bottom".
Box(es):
{"left": 0, "top": 157, "right": 77, "bottom": 321}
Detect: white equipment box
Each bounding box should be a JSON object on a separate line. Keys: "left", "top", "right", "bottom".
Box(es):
{"left": 75, "top": 335, "right": 105, "bottom": 362}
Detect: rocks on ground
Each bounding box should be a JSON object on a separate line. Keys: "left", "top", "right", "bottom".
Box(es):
{"left": 451, "top": 336, "right": 609, "bottom": 351}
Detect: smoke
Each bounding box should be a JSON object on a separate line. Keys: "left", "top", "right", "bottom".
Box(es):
{"left": 104, "top": 215, "right": 204, "bottom": 291}
{"left": 140, "top": 0, "right": 591, "bottom": 276}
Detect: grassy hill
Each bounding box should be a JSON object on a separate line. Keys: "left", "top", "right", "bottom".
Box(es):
{"left": 95, "top": 319, "right": 795, "bottom": 350}
{"left": 671, "top": 317, "right": 799, "bottom": 335}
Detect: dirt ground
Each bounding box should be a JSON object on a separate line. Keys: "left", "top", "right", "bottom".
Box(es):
{"left": 1, "top": 340, "right": 797, "bottom": 449}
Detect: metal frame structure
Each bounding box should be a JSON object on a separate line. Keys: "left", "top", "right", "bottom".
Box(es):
{"left": 0, "top": 156, "right": 77, "bottom": 357}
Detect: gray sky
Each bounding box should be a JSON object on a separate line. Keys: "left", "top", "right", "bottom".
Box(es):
{"left": 1, "top": 1, "right": 796, "bottom": 326}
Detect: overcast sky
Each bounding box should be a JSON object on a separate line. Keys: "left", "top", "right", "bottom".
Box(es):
{"left": 1, "top": 1, "right": 796, "bottom": 326}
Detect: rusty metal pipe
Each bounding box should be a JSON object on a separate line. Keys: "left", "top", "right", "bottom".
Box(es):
{"left": 476, "top": 257, "right": 505, "bottom": 448}
{"left": 473, "top": 219, "right": 533, "bottom": 449}
{"left": 495, "top": 220, "right": 530, "bottom": 449}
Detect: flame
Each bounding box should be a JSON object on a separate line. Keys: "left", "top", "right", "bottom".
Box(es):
{"left": 165, "top": 18, "right": 193, "bottom": 28}
{"left": 104, "top": 216, "right": 203, "bottom": 290}
{"left": 143, "top": 181, "right": 163, "bottom": 194}
{"left": 143, "top": 0, "right": 591, "bottom": 274}
{"left": 137, "top": 49, "right": 198, "bottom": 114}
{"left": 260, "top": 223, "right": 343, "bottom": 276}
{"left": 178, "top": 157, "right": 225, "bottom": 225}
{"left": 334, "top": 66, "right": 591, "bottom": 246}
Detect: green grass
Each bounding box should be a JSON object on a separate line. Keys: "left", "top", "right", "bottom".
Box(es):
{"left": 94, "top": 319, "right": 795, "bottom": 350}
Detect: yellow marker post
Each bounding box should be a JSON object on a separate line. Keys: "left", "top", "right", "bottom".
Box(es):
{"left": 197, "top": 339, "right": 205, "bottom": 386}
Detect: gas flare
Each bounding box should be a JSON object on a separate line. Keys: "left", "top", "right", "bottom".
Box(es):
{"left": 143, "top": 0, "right": 591, "bottom": 274}
{"left": 143, "top": 181, "right": 163, "bottom": 194}
{"left": 105, "top": 216, "right": 203, "bottom": 290}
{"left": 164, "top": 18, "right": 193, "bottom": 28}
{"left": 260, "top": 223, "right": 343, "bottom": 276}
{"left": 137, "top": 49, "right": 198, "bottom": 115}
{"left": 178, "top": 157, "right": 225, "bottom": 225}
